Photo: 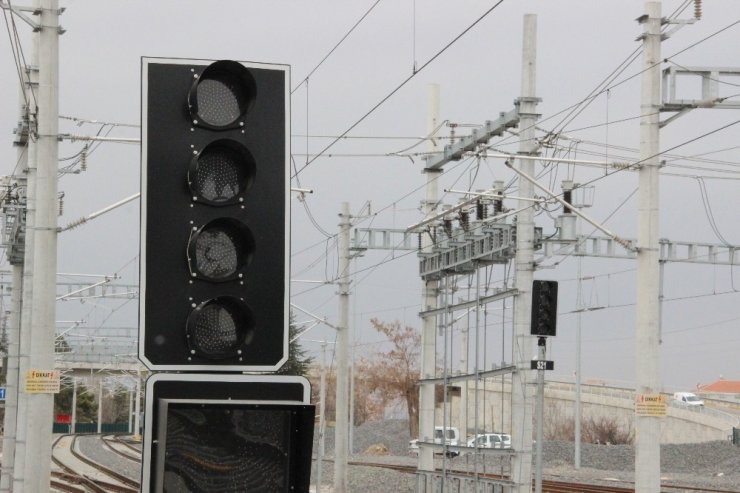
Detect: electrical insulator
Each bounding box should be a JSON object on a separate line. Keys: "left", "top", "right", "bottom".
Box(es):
{"left": 58, "top": 192, "right": 64, "bottom": 217}
{"left": 494, "top": 195, "right": 503, "bottom": 214}
{"left": 443, "top": 219, "right": 453, "bottom": 238}
{"left": 418, "top": 232, "right": 422, "bottom": 250}
{"left": 459, "top": 210, "right": 469, "bottom": 231}
{"left": 476, "top": 199, "right": 484, "bottom": 221}
{"left": 81, "top": 144, "right": 88, "bottom": 171}
{"left": 694, "top": 0, "right": 702, "bottom": 19}
{"left": 563, "top": 189, "right": 572, "bottom": 214}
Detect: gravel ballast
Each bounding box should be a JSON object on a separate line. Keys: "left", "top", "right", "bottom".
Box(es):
{"left": 315, "top": 420, "right": 740, "bottom": 492}
{"left": 68, "top": 420, "right": 740, "bottom": 492}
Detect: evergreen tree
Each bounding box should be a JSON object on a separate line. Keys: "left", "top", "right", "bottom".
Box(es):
{"left": 276, "top": 313, "right": 314, "bottom": 377}
{"left": 54, "top": 379, "right": 98, "bottom": 422}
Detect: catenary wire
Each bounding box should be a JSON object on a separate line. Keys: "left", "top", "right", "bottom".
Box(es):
{"left": 2, "top": 6, "right": 27, "bottom": 108}
{"left": 548, "top": 0, "right": 698, "bottom": 137}
{"left": 292, "top": 14, "right": 740, "bottom": 318}
{"left": 493, "top": 16, "right": 740, "bottom": 155}
{"left": 291, "top": 0, "right": 507, "bottom": 179}
{"left": 291, "top": 0, "right": 382, "bottom": 94}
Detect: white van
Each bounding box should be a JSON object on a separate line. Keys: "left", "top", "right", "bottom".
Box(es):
{"left": 433, "top": 426, "right": 460, "bottom": 446}
{"left": 673, "top": 392, "right": 704, "bottom": 407}
{"left": 434, "top": 426, "right": 460, "bottom": 457}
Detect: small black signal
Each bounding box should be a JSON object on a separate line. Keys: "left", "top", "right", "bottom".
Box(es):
{"left": 531, "top": 280, "right": 558, "bottom": 337}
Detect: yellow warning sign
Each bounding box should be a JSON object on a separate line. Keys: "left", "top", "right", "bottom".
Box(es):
{"left": 635, "top": 393, "right": 667, "bottom": 417}
{"left": 24, "top": 369, "right": 61, "bottom": 394}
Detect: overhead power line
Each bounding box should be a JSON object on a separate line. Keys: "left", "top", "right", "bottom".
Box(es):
{"left": 291, "top": 0, "right": 507, "bottom": 179}
{"left": 291, "top": 0, "right": 382, "bottom": 94}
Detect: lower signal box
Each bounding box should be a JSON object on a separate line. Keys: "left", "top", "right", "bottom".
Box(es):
{"left": 142, "top": 374, "right": 315, "bottom": 493}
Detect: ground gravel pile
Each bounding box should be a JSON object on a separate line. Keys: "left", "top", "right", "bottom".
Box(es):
{"left": 313, "top": 420, "right": 740, "bottom": 491}
{"left": 542, "top": 440, "right": 740, "bottom": 490}
{"left": 317, "top": 419, "right": 412, "bottom": 456}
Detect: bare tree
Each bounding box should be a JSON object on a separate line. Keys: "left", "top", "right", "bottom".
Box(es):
{"left": 308, "top": 359, "right": 384, "bottom": 426}
{"left": 363, "top": 319, "right": 421, "bottom": 437}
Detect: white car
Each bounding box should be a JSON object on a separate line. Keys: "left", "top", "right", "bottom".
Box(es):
{"left": 499, "top": 433, "right": 511, "bottom": 448}
{"left": 467, "top": 433, "right": 512, "bottom": 450}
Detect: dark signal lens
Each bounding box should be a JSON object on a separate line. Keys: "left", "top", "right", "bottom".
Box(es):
{"left": 188, "top": 218, "right": 254, "bottom": 282}
{"left": 189, "top": 139, "right": 255, "bottom": 206}
{"left": 188, "top": 60, "right": 256, "bottom": 129}
{"left": 186, "top": 297, "right": 254, "bottom": 359}
{"left": 197, "top": 77, "right": 246, "bottom": 127}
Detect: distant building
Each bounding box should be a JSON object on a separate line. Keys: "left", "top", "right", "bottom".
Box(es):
{"left": 697, "top": 378, "right": 740, "bottom": 402}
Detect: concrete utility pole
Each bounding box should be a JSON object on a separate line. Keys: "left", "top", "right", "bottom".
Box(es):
{"left": 0, "top": 70, "right": 30, "bottom": 491}
{"left": 511, "top": 14, "right": 538, "bottom": 493}
{"left": 459, "top": 303, "right": 469, "bottom": 437}
{"left": 128, "top": 385, "right": 133, "bottom": 434}
{"left": 22, "top": 0, "right": 60, "bottom": 489}
{"left": 71, "top": 378, "right": 78, "bottom": 434}
{"left": 0, "top": 266, "right": 22, "bottom": 490}
{"left": 575, "top": 224, "right": 583, "bottom": 469}
{"left": 12, "top": 16, "right": 40, "bottom": 493}
{"left": 134, "top": 367, "right": 142, "bottom": 440}
{"left": 418, "top": 83, "right": 440, "bottom": 474}
{"left": 635, "top": 3, "right": 662, "bottom": 493}
{"left": 97, "top": 379, "right": 104, "bottom": 433}
{"left": 316, "top": 340, "right": 329, "bottom": 493}
{"left": 334, "top": 202, "right": 351, "bottom": 493}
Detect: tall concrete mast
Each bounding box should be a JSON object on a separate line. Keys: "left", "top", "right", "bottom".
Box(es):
{"left": 635, "top": 3, "right": 662, "bottom": 493}
{"left": 418, "top": 84, "right": 441, "bottom": 474}
{"left": 334, "top": 201, "right": 351, "bottom": 493}
{"left": 511, "top": 14, "right": 538, "bottom": 493}
{"left": 22, "top": 0, "right": 60, "bottom": 490}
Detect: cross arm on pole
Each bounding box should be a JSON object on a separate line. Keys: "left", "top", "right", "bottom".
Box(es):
{"left": 504, "top": 160, "right": 636, "bottom": 252}
{"left": 0, "top": 2, "right": 40, "bottom": 30}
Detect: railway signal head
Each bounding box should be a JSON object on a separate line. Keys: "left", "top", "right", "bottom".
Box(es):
{"left": 530, "top": 280, "right": 558, "bottom": 337}
{"left": 139, "top": 58, "right": 290, "bottom": 371}
{"left": 141, "top": 374, "right": 315, "bottom": 493}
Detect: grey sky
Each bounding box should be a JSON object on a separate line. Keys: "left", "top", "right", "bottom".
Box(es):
{"left": 1, "top": 0, "right": 738, "bottom": 390}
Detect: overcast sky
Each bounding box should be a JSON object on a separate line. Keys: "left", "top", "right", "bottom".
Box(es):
{"left": 1, "top": 0, "right": 739, "bottom": 390}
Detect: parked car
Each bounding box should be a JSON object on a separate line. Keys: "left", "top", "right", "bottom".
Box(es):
{"left": 673, "top": 392, "right": 704, "bottom": 407}
{"left": 500, "top": 433, "right": 511, "bottom": 448}
{"left": 466, "top": 432, "right": 512, "bottom": 450}
{"left": 408, "top": 438, "right": 419, "bottom": 456}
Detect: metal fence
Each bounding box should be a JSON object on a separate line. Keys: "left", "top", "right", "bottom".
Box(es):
{"left": 416, "top": 471, "right": 508, "bottom": 493}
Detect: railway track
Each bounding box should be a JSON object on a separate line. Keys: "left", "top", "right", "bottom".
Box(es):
{"left": 50, "top": 435, "right": 739, "bottom": 493}
{"left": 51, "top": 434, "right": 139, "bottom": 493}
{"left": 347, "top": 459, "right": 740, "bottom": 493}
{"left": 101, "top": 435, "right": 141, "bottom": 463}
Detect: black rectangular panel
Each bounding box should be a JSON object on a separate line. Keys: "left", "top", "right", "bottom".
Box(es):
{"left": 140, "top": 58, "right": 289, "bottom": 371}
{"left": 156, "top": 403, "right": 313, "bottom": 492}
